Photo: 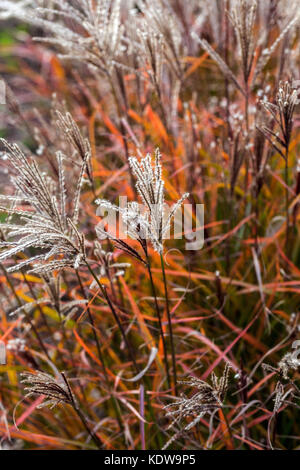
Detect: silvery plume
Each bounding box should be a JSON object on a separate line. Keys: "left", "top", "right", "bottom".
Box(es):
{"left": 228, "top": 0, "right": 257, "bottom": 86}
{"left": 259, "top": 81, "right": 298, "bottom": 158}
{"left": 20, "top": 369, "right": 103, "bottom": 448}
{"left": 262, "top": 348, "right": 300, "bottom": 448}
{"left": 163, "top": 363, "right": 231, "bottom": 449}
{"left": 55, "top": 110, "right": 93, "bottom": 186}
{"left": 255, "top": 2, "right": 300, "bottom": 80}
{"left": 20, "top": 371, "right": 75, "bottom": 409}
{"left": 262, "top": 348, "right": 300, "bottom": 419}
{"left": 127, "top": 0, "right": 188, "bottom": 130}
{"left": 96, "top": 148, "right": 188, "bottom": 255}
{"left": 278, "top": 351, "right": 300, "bottom": 380}
{"left": 0, "top": 140, "right": 88, "bottom": 275}
{"left": 130, "top": 0, "right": 185, "bottom": 81}
{"left": 30, "top": 0, "right": 126, "bottom": 76}
{"left": 271, "top": 381, "right": 294, "bottom": 418}
{"left": 0, "top": 1, "right": 36, "bottom": 20}
{"left": 263, "top": 348, "right": 300, "bottom": 381}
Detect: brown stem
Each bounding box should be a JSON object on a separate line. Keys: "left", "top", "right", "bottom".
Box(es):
{"left": 75, "top": 269, "right": 124, "bottom": 432}
{"left": 61, "top": 372, "right": 103, "bottom": 449}
{"left": 285, "top": 150, "right": 290, "bottom": 251}
{"left": 160, "top": 254, "right": 178, "bottom": 396}
{"left": 84, "top": 260, "right": 139, "bottom": 374}
{"left": 145, "top": 251, "right": 171, "bottom": 389}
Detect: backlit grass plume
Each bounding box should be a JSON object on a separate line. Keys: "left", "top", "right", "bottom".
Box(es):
{"left": 21, "top": 371, "right": 75, "bottom": 409}
{"left": 96, "top": 148, "right": 189, "bottom": 255}
{"left": 21, "top": 370, "right": 103, "bottom": 449}
{"left": 163, "top": 364, "right": 231, "bottom": 449}
{"left": 0, "top": 140, "right": 88, "bottom": 275}
{"left": 259, "top": 80, "right": 298, "bottom": 245}
{"left": 34, "top": 0, "right": 125, "bottom": 75}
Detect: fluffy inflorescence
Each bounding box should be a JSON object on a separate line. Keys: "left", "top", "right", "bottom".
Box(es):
{"left": 0, "top": 0, "right": 127, "bottom": 74}
{"left": 0, "top": 0, "right": 36, "bottom": 20}
{"left": 276, "top": 81, "right": 298, "bottom": 149}
{"left": 278, "top": 351, "right": 300, "bottom": 380}
{"left": 163, "top": 363, "right": 231, "bottom": 449}
{"left": 228, "top": 0, "right": 257, "bottom": 84}
{"left": 0, "top": 138, "right": 88, "bottom": 275}
{"left": 132, "top": 0, "right": 185, "bottom": 81}
{"left": 21, "top": 371, "right": 74, "bottom": 409}
{"left": 35, "top": 0, "right": 125, "bottom": 75}
{"left": 263, "top": 347, "right": 300, "bottom": 417}
{"left": 96, "top": 148, "right": 188, "bottom": 254}
{"left": 165, "top": 363, "right": 231, "bottom": 422}
{"left": 259, "top": 81, "right": 298, "bottom": 158}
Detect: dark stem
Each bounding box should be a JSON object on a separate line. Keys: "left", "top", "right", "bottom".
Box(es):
{"left": 75, "top": 270, "right": 107, "bottom": 377}
{"left": 84, "top": 260, "right": 139, "bottom": 374}
{"left": 83, "top": 260, "right": 165, "bottom": 447}
{"left": 222, "top": 408, "right": 234, "bottom": 448}
{"left": 159, "top": 253, "right": 178, "bottom": 395}
{"left": 61, "top": 372, "right": 103, "bottom": 449}
{"left": 21, "top": 269, "right": 52, "bottom": 337}
{"left": 245, "top": 81, "right": 249, "bottom": 135}
{"left": 285, "top": 149, "right": 290, "bottom": 251}
{"left": 75, "top": 269, "right": 124, "bottom": 432}
{"left": 145, "top": 251, "right": 171, "bottom": 389}
{"left": 272, "top": 411, "right": 278, "bottom": 449}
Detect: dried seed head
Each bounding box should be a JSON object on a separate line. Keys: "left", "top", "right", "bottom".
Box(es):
{"left": 32, "top": 0, "right": 125, "bottom": 75}
{"left": 0, "top": 138, "right": 88, "bottom": 274}
{"left": 163, "top": 363, "right": 231, "bottom": 450}
{"left": 20, "top": 371, "right": 75, "bottom": 409}
{"left": 273, "top": 381, "right": 293, "bottom": 414}
{"left": 129, "top": 148, "right": 189, "bottom": 253}
{"left": 278, "top": 351, "right": 300, "bottom": 380}
{"left": 228, "top": 0, "right": 257, "bottom": 84}
{"left": 96, "top": 149, "right": 188, "bottom": 254}
{"left": 259, "top": 81, "right": 297, "bottom": 157}
{"left": 276, "top": 81, "right": 298, "bottom": 146}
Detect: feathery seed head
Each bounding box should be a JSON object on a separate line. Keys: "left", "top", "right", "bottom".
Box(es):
{"left": 21, "top": 371, "right": 75, "bottom": 409}
{"left": 97, "top": 148, "right": 188, "bottom": 254}
{"left": 164, "top": 363, "right": 231, "bottom": 424}
{"left": 0, "top": 138, "right": 88, "bottom": 274}
{"left": 278, "top": 351, "right": 300, "bottom": 380}
{"left": 162, "top": 363, "right": 231, "bottom": 450}
{"left": 259, "top": 80, "right": 297, "bottom": 156}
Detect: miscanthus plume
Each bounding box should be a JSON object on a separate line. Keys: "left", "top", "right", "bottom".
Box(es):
{"left": 163, "top": 364, "right": 231, "bottom": 450}
{"left": 96, "top": 148, "right": 189, "bottom": 254}
{"left": 0, "top": 139, "right": 88, "bottom": 275}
